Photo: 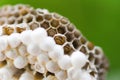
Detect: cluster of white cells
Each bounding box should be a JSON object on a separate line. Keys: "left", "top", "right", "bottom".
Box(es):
{"left": 0, "top": 27, "right": 97, "bottom": 80}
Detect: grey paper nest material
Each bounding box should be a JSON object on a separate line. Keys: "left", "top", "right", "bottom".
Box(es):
{"left": 0, "top": 4, "right": 109, "bottom": 80}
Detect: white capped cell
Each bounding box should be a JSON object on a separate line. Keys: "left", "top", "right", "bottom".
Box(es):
{"left": 7, "top": 33, "right": 21, "bottom": 48}
{"left": 20, "top": 30, "right": 32, "bottom": 45}
{"left": 31, "top": 28, "right": 47, "bottom": 44}
{"left": 19, "top": 72, "right": 34, "bottom": 80}
{"left": 0, "top": 36, "right": 8, "bottom": 51}
{"left": 46, "top": 61, "right": 60, "bottom": 73}
{"left": 37, "top": 53, "right": 49, "bottom": 65}
{"left": 58, "top": 55, "right": 72, "bottom": 70}
{"left": 71, "top": 51, "right": 87, "bottom": 68}
{"left": 55, "top": 70, "right": 67, "bottom": 80}
{"left": 0, "top": 66, "right": 16, "bottom": 80}
{"left": 18, "top": 44, "right": 27, "bottom": 56}
{"left": 67, "top": 67, "right": 82, "bottom": 80}
{"left": 39, "top": 37, "right": 55, "bottom": 52}
{"left": 5, "top": 49, "right": 18, "bottom": 59}
{"left": 48, "top": 45, "right": 64, "bottom": 61}
{"left": 79, "top": 71, "right": 93, "bottom": 80}
{"left": 72, "top": 69, "right": 82, "bottom": 80}
{"left": 34, "top": 62, "right": 46, "bottom": 73}
{"left": 0, "top": 68, "right": 12, "bottom": 80}
{"left": 27, "top": 43, "right": 41, "bottom": 56}
{"left": 14, "top": 56, "right": 28, "bottom": 69}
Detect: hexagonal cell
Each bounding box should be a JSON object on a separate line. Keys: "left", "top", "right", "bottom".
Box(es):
{"left": 8, "top": 17, "right": 15, "bottom": 24}
{"left": 98, "top": 72, "right": 104, "bottom": 80}
{"left": 20, "top": 8, "right": 29, "bottom": 16}
{"left": 57, "top": 25, "right": 66, "bottom": 34}
{"left": 50, "top": 19, "right": 59, "bottom": 28}
{"left": 30, "top": 10, "right": 37, "bottom": 15}
{"left": 80, "top": 46, "right": 87, "bottom": 54}
{"left": 47, "top": 28, "right": 57, "bottom": 37}
{"left": 54, "top": 35, "right": 66, "bottom": 45}
{"left": 36, "top": 15, "right": 44, "bottom": 22}
{"left": 65, "top": 32, "right": 74, "bottom": 42}
{"left": 63, "top": 43, "right": 74, "bottom": 55}
{"left": 7, "top": 14, "right": 13, "bottom": 18}
{"left": 99, "top": 63, "right": 106, "bottom": 69}
{"left": 2, "top": 26, "right": 14, "bottom": 35}
{"left": 72, "top": 39, "right": 81, "bottom": 49}
{"left": 95, "top": 48, "right": 101, "bottom": 55}
{"left": 44, "top": 14, "right": 52, "bottom": 20}
{"left": 17, "top": 17, "right": 23, "bottom": 24}
{"left": 25, "top": 15, "right": 33, "bottom": 23}
{"left": 17, "top": 5, "right": 24, "bottom": 10}
{"left": 53, "top": 13, "right": 61, "bottom": 19}
{"left": 94, "top": 58, "right": 100, "bottom": 65}
{"left": 41, "top": 21, "right": 50, "bottom": 29}
{"left": 88, "top": 52, "right": 94, "bottom": 61}
{"left": 87, "top": 42, "right": 94, "bottom": 50}
{"left": 36, "top": 10, "right": 45, "bottom": 14}
{"left": 101, "top": 57, "right": 109, "bottom": 70}
{"left": 14, "top": 12, "right": 20, "bottom": 18}
{"left": 100, "top": 56, "right": 109, "bottom": 71}
{"left": 74, "top": 30, "right": 81, "bottom": 38}
{"left": 80, "top": 37, "right": 87, "bottom": 44}
{"left": 60, "top": 17, "right": 68, "bottom": 24}
{"left": 30, "top": 22, "right": 39, "bottom": 30}
{"left": 16, "top": 27, "right": 26, "bottom": 33}
{"left": 67, "top": 24, "right": 75, "bottom": 32}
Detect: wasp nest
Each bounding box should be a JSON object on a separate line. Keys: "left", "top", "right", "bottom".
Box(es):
{"left": 0, "top": 4, "right": 108, "bottom": 80}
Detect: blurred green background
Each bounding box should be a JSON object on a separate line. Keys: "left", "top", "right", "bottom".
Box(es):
{"left": 0, "top": 0, "right": 119, "bottom": 80}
